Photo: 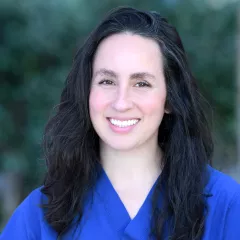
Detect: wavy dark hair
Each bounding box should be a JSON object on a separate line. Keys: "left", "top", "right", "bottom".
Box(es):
{"left": 41, "top": 6, "right": 214, "bottom": 240}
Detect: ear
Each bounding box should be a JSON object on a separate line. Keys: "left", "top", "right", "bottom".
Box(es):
{"left": 164, "top": 108, "right": 171, "bottom": 114}
{"left": 164, "top": 102, "right": 171, "bottom": 114}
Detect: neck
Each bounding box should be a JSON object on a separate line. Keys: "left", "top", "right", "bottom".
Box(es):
{"left": 100, "top": 140, "right": 163, "bottom": 187}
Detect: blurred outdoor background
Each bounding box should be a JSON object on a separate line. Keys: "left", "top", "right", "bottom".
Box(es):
{"left": 1, "top": 0, "right": 240, "bottom": 229}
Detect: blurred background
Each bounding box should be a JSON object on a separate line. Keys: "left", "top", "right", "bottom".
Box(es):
{"left": 1, "top": 0, "right": 240, "bottom": 229}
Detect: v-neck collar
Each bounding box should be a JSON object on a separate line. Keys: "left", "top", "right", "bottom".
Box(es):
{"left": 95, "top": 166, "right": 161, "bottom": 239}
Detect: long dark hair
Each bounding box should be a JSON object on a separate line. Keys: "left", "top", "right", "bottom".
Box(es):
{"left": 41, "top": 6, "right": 213, "bottom": 240}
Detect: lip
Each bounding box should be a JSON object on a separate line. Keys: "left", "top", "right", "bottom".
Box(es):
{"left": 107, "top": 117, "right": 140, "bottom": 121}
{"left": 107, "top": 117, "right": 140, "bottom": 134}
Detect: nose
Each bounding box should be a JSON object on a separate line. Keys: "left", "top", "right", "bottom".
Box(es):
{"left": 111, "top": 87, "right": 133, "bottom": 112}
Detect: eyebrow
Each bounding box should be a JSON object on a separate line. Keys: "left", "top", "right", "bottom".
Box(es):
{"left": 93, "top": 68, "right": 118, "bottom": 79}
{"left": 130, "top": 72, "right": 156, "bottom": 80}
{"left": 93, "top": 68, "right": 156, "bottom": 80}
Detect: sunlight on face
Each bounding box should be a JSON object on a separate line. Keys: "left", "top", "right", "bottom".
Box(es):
{"left": 89, "top": 33, "right": 168, "bottom": 151}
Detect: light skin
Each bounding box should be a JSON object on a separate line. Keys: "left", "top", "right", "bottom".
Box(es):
{"left": 89, "top": 32, "right": 168, "bottom": 218}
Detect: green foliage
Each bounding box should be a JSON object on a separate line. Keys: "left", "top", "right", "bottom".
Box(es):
{"left": 0, "top": 0, "right": 238, "bottom": 194}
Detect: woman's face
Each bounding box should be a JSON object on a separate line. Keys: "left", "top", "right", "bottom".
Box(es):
{"left": 89, "top": 33, "right": 168, "bottom": 151}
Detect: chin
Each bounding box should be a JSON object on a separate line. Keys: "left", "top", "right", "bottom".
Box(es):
{"left": 102, "top": 139, "right": 139, "bottom": 151}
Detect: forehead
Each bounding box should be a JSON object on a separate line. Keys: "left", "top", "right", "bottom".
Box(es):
{"left": 92, "top": 33, "right": 163, "bottom": 74}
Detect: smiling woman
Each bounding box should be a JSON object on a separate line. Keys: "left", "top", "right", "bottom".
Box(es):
{"left": 90, "top": 33, "right": 167, "bottom": 151}
{"left": 1, "top": 6, "right": 240, "bottom": 240}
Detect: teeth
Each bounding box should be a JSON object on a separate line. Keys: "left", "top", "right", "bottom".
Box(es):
{"left": 109, "top": 118, "right": 139, "bottom": 128}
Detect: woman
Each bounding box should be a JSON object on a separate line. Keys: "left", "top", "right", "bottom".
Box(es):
{"left": 1, "top": 6, "right": 240, "bottom": 240}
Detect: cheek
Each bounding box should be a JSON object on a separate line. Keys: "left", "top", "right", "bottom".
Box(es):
{"left": 141, "top": 92, "right": 166, "bottom": 116}
{"left": 89, "top": 89, "right": 109, "bottom": 116}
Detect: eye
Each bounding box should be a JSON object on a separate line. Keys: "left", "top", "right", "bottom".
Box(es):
{"left": 98, "top": 79, "right": 115, "bottom": 85}
{"left": 135, "top": 81, "right": 151, "bottom": 87}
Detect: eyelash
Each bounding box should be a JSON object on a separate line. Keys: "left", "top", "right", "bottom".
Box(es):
{"left": 98, "top": 79, "right": 151, "bottom": 87}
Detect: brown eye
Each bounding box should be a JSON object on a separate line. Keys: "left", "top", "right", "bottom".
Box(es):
{"left": 99, "top": 79, "right": 114, "bottom": 85}
{"left": 135, "top": 81, "right": 151, "bottom": 87}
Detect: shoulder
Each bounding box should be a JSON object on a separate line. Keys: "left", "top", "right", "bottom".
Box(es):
{"left": 204, "top": 165, "right": 240, "bottom": 239}
{"left": 17, "top": 186, "right": 46, "bottom": 219}
{"left": 0, "top": 186, "right": 57, "bottom": 239}
{"left": 205, "top": 165, "right": 240, "bottom": 199}
{"left": 23, "top": 186, "right": 45, "bottom": 205}
{"left": 11, "top": 186, "right": 45, "bottom": 220}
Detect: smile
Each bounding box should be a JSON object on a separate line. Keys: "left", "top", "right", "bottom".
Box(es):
{"left": 108, "top": 118, "right": 140, "bottom": 128}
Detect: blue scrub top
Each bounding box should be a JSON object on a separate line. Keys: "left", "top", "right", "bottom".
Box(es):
{"left": 1, "top": 165, "right": 240, "bottom": 240}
